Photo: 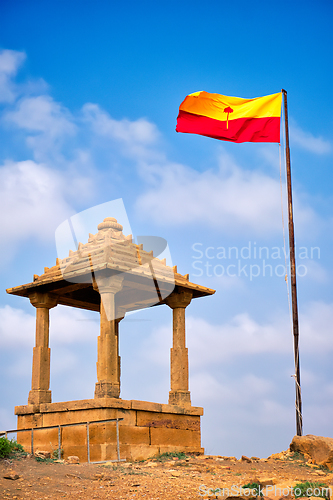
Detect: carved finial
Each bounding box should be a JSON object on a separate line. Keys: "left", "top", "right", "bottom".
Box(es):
{"left": 33, "top": 274, "right": 39, "bottom": 282}
{"left": 184, "top": 274, "right": 189, "bottom": 281}
{"left": 161, "top": 258, "right": 166, "bottom": 265}
{"left": 97, "top": 217, "right": 123, "bottom": 232}
{"left": 44, "top": 267, "right": 49, "bottom": 273}
{"left": 173, "top": 265, "right": 178, "bottom": 273}
{"left": 78, "top": 242, "right": 83, "bottom": 251}
{"left": 69, "top": 249, "right": 74, "bottom": 256}
{"left": 56, "top": 258, "right": 60, "bottom": 266}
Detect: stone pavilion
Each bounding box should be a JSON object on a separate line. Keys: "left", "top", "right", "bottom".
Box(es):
{"left": 7, "top": 217, "right": 215, "bottom": 461}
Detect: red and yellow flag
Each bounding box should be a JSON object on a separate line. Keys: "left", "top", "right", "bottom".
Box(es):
{"left": 176, "top": 91, "right": 282, "bottom": 143}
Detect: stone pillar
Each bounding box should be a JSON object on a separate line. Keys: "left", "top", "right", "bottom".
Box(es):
{"left": 166, "top": 290, "right": 193, "bottom": 406}
{"left": 28, "top": 293, "right": 58, "bottom": 405}
{"left": 94, "top": 275, "right": 124, "bottom": 398}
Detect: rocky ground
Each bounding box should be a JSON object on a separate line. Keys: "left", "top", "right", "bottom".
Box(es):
{"left": 1, "top": 450, "right": 333, "bottom": 500}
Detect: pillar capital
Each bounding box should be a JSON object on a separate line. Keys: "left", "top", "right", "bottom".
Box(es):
{"left": 166, "top": 290, "right": 192, "bottom": 309}
{"left": 93, "top": 273, "right": 124, "bottom": 295}
{"left": 29, "top": 292, "right": 58, "bottom": 309}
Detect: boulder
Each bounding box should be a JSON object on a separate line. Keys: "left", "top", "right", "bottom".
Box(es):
{"left": 290, "top": 435, "right": 333, "bottom": 470}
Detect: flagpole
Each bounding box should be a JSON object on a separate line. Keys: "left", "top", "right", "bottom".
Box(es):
{"left": 282, "top": 89, "right": 303, "bottom": 436}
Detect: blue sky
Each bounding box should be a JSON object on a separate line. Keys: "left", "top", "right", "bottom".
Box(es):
{"left": 0, "top": 0, "right": 332, "bottom": 458}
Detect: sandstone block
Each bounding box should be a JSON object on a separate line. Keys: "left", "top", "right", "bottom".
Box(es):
{"left": 42, "top": 406, "right": 135, "bottom": 427}
{"left": 130, "top": 445, "right": 160, "bottom": 462}
{"left": 161, "top": 403, "right": 204, "bottom": 416}
{"left": 119, "top": 426, "right": 150, "bottom": 445}
{"left": 150, "top": 427, "right": 200, "bottom": 448}
{"left": 63, "top": 445, "right": 87, "bottom": 462}
{"left": 62, "top": 426, "right": 87, "bottom": 448}
{"left": 131, "top": 400, "right": 163, "bottom": 412}
{"left": 259, "top": 477, "right": 277, "bottom": 486}
{"left": 33, "top": 428, "right": 58, "bottom": 450}
{"left": 137, "top": 410, "right": 200, "bottom": 430}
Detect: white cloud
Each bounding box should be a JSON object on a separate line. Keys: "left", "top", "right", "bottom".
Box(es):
{"left": 0, "top": 305, "right": 35, "bottom": 347}
{"left": 50, "top": 305, "right": 99, "bottom": 344}
{"left": 82, "top": 103, "right": 162, "bottom": 162}
{"left": 138, "top": 300, "right": 333, "bottom": 373}
{"left": 6, "top": 95, "right": 75, "bottom": 136}
{"left": 190, "top": 371, "right": 274, "bottom": 406}
{"left": 0, "top": 49, "right": 26, "bottom": 103}
{"left": 297, "top": 259, "right": 328, "bottom": 284}
{"left": 187, "top": 313, "right": 291, "bottom": 367}
{"left": 135, "top": 152, "right": 318, "bottom": 237}
{"left": 5, "top": 95, "right": 76, "bottom": 162}
{"left": 0, "top": 304, "right": 98, "bottom": 349}
{"left": 290, "top": 119, "right": 331, "bottom": 155}
{"left": 300, "top": 301, "right": 333, "bottom": 353}
{"left": 0, "top": 160, "right": 93, "bottom": 262}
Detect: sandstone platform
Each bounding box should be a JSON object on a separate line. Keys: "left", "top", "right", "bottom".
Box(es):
{"left": 15, "top": 398, "right": 204, "bottom": 462}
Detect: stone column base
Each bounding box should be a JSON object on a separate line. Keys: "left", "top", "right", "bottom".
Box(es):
{"left": 95, "top": 382, "right": 120, "bottom": 398}
{"left": 28, "top": 390, "right": 52, "bottom": 405}
{"left": 168, "top": 390, "right": 191, "bottom": 406}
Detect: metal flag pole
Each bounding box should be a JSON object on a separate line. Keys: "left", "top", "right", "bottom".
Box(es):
{"left": 282, "top": 89, "right": 303, "bottom": 436}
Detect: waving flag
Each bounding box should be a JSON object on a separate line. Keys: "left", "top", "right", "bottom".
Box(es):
{"left": 176, "top": 91, "right": 282, "bottom": 143}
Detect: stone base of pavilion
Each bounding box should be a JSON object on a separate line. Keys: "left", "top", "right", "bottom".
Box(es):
{"left": 15, "top": 398, "right": 204, "bottom": 462}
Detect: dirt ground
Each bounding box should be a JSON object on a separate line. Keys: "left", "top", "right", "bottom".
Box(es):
{"left": 1, "top": 452, "right": 333, "bottom": 500}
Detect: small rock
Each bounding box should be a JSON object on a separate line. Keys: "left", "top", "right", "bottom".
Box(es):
{"left": 259, "top": 477, "right": 277, "bottom": 487}
{"left": 171, "top": 471, "right": 181, "bottom": 477}
{"left": 3, "top": 471, "right": 20, "bottom": 480}
{"left": 67, "top": 455, "right": 80, "bottom": 464}
{"left": 35, "top": 450, "right": 51, "bottom": 459}
{"left": 144, "top": 462, "right": 158, "bottom": 467}
{"left": 94, "top": 473, "right": 104, "bottom": 480}
{"left": 241, "top": 455, "right": 253, "bottom": 463}
{"left": 268, "top": 451, "right": 288, "bottom": 460}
